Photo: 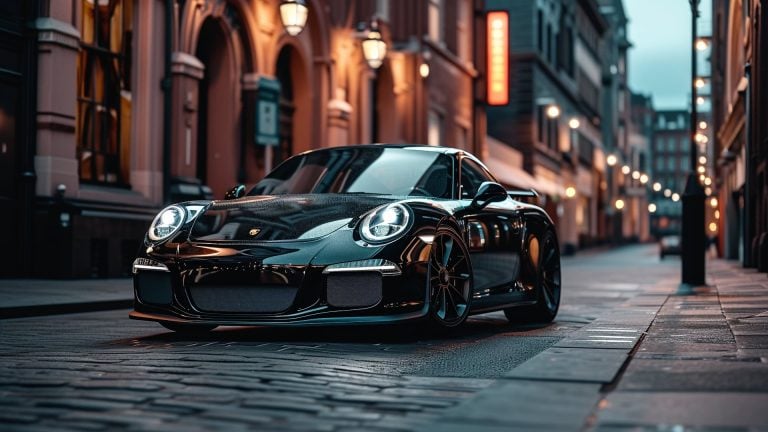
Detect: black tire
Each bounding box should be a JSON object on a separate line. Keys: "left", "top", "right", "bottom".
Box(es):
{"left": 428, "top": 226, "right": 473, "bottom": 328}
{"left": 505, "top": 228, "right": 561, "bottom": 323}
{"left": 160, "top": 322, "right": 217, "bottom": 334}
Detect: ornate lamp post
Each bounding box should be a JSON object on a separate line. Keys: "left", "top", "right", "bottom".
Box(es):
{"left": 279, "top": 0, "right": 309, "bottom": 36}
{"left": 681, "top": 0, "right": 706, "bottom": 290}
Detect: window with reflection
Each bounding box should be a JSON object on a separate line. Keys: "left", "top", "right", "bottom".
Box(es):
{"left": 77, "top": 0, "right": 133, "bottom": 185}
{"left": 460, "top": 158, "right": 494, "bottom": 199}
{"left": 249, "top": 147, "right": 455, "bottom": 199}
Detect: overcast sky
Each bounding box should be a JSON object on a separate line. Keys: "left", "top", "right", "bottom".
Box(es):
{"left": 625, "top": 0, "right": 712, "bottom": 110}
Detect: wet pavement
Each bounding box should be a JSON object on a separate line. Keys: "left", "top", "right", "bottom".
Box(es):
{"left": 1, "top": 244, "right": 767, "bottom": 431}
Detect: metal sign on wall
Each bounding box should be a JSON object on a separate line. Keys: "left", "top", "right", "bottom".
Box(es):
{"left": 255, "top": 77, "right": 281, "bottom": 146}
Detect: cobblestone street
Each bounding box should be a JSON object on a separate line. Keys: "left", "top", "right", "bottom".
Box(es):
{"left": 5, "top": 245, "right": 764, "bottom": 431}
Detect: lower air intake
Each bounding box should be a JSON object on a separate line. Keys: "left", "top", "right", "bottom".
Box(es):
{"left": 135, "top": 272, "right": 173, "bottom": 306}
{"left": 326, "top": 273, "right": 383, "bottom": 308}
{"left": 189, "top": 285, "right": 298, "bottom": 313}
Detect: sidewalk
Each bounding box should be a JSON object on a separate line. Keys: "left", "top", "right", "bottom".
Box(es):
{"left": 0, "top": 278, "right": 133, "bottom": 319}
{"left": 429, "top": 257, "right": 768, "bottom": 431}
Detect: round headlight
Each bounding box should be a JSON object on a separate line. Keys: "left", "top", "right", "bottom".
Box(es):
{"left": 148, "top": 205, "right": 185, "bottom": 241}
{"left": 360, "top": 203, "right": 411, "bottom": 243}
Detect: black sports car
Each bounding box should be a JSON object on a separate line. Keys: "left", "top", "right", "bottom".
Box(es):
{"left": 130, "top": 145, "right": 561, "bottom": 333}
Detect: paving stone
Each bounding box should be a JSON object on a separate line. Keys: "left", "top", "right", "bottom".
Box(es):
{"left": 35, "top": 398, "right": 132, "bottom": 412}
{"left": 240, "top": 398, "right": 329, "bottom": 414}
{"left": 593, "top": 392, "right": 768, "bottom": 429}
{"left": 617, "top": 359, "right": 768, "bottom": 391}
{"left": 0, "top": 411, "right": 38, "bottom": 424}
{"left": 735, "top": 335, "right": 768, "bottom": 349}
{"left": 554, "top": 337, "right": 637, "bottom": 350}
{"left": 505, "top": 347, "right": 628, "bottom": 383}
{"left": 434, "top": 380, "right": 601, "bottom": 430}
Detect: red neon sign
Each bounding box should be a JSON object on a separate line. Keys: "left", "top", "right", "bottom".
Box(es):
{"left": 487, "top": 11, "right": 509, "bottom": 106}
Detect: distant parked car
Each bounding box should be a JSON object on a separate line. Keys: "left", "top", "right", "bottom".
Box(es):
{"left": 659, "top": 235, "right": 681, "bottom": 259}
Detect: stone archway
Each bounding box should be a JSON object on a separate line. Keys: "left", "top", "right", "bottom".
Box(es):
{"left": 195, "top": 17, "right": 241, "bottom": 199}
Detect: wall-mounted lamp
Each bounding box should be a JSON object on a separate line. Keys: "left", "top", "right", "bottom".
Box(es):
{"left": 361, "top": 19, "right": 387, "bottom": 69}
{"left": 546, "top": 104, "right": 561, "bottom": 119}
{"left": 279, "top": 0, "right": 309, "bottom": 36}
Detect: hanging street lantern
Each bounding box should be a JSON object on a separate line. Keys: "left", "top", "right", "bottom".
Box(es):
{"left": 280, "top": 0, "right": 309, "bottom": 36}
{"left": 362, "top": 20, "right": 387, "bottom": 69}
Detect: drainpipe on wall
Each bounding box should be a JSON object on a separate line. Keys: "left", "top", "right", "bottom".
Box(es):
{"left": 743, "top": 62, "right": 753, "bottom": 267}
{"left": 162, "top": 0, "right": 174, "bottom": 204}
{"left": 20, "top": 1, "right": 40, "bottom": 275}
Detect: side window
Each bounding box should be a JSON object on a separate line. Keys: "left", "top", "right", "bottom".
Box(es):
{"left": 460, "top": 158, "right": 493, "bottom": 198}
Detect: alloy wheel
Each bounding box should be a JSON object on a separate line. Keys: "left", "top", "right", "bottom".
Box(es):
{"left": 539, "top": 231, "right": 562, "bottom": 315}
{"left": 429, "top": 228, "right": 472, "bottom": 327}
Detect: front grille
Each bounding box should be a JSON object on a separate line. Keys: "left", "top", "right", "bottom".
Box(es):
{"left": 188, "top": 285, "right": 298, "bottom": 313}
{"left": 135, "top": 272, "right": 173, "bottom": 306}
{"left": 326, "top": 273, "right": 382, "bottom": 308}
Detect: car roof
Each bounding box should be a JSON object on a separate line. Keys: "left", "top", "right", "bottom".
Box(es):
{"left": 297, "top": 143, "right": 462, "bottom": 156}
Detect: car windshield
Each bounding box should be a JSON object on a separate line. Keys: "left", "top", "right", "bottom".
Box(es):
{"left": 248, "top": 147, "right": 454, "bottom": 198}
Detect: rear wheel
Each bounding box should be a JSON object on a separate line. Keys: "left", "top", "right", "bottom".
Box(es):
{"left": 160, "top": 322, "right": 217, "bottom": 334}
{"left": 428, "top": 227, "right": 473, "bottom": 328}
{"left": 505, "top": 228, "right": 561, "bottom": 323}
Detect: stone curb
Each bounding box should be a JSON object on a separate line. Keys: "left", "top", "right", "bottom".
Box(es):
{"left": 0, "top": 299, "right": 133, "bottom": 319}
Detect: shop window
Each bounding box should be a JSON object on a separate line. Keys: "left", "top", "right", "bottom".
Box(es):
{"left": 77, "top": 0, "right": 133, "bottom": 185}
{"left": 537, "top": 105, "right": 559, "bottom": 152}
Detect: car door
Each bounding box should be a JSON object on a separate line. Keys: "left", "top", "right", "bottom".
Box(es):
{"left": 458, "top": 156, "right": 526, "bottom": 308}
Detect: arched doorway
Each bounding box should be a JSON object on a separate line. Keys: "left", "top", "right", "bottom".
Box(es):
{"left": 195, "top": 18, "right": 239, "bottom": 199}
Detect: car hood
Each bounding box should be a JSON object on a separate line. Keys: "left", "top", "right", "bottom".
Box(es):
{"left": 188, "top": 194, "right": 397, "bottom": 242}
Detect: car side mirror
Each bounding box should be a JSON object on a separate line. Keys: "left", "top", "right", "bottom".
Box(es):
{"left": 224, "top": 184, "right": 246, "bottom": 200}
{"left": 471, "top": 182, "right": 508, "bottom": 210}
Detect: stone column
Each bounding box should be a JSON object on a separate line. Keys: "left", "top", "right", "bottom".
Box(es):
{"left": 327, "top": 88, "right": 352, "bottom": 147}
{"left": 34, "top": 17, "right": 80, "bottom": 198}
{"left": 130, "top": 0, "right": 166, "bottom": 205}
{"left": 170, "top": 52, "right": 205, "bottom": 181}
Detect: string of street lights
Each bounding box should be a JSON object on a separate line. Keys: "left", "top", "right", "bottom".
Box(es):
{"left": 541, "top": 101, "right": 715, "bottom": 216}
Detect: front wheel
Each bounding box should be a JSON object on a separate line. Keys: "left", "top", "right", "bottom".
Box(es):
{"left": 428, "top": 227, "right": 473, "bottom": 328}
{"left": 505, "top": 228, "right": 561, "bottom": 323}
